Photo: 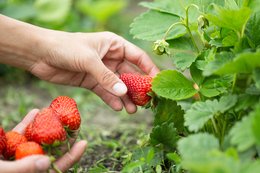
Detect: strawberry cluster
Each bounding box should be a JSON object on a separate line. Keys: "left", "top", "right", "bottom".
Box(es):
{"left": 0, "top": 96, "right": 81, "bottom": 161}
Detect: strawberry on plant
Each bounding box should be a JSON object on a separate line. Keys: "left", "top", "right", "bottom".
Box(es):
{"left": 0, "top": 127, "right": 6, "bottom": 156}
{"left": 15, "top": 141, "right": 44, "bottom": 160}
{"left": 120, "top": 73, "right": 153, "bottom": 106}
{"left": 31, "top": 108, "right": 66, "bottom": 145}
{"left": 4, "top": 131, "right": 27, "bottom": 159}
{"left": 50, "top": 96, "right": 81, "bottom": 130}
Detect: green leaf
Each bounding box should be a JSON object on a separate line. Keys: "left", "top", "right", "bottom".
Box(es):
{"left": 229, "top": 115, "right": 255, "bottom": 152}
{"left": 152, "top": 70, "right": 197, "bottom": 101}
{"left": 200, "top": 75, "right": 233, "bottom": 97}
{"left": 252, "top": 104, "right": 260, "bottom": 146}
{"left": 215, "top": 52, "right": 260, "bottom": 75}
{"left": 122, "top": 161, "right": 145, "bottom": 173}
{"left": 169, "top": 37, "right": 198, "bottom": 71}
{"left": 130, "top": 10, "right": 186, "bottom": 41}
{"left": 150, "top": 123, "right": 178, "bottom": 149}
{"left": 218, "top": 94, "right": 238, "bottom": 112}
{"left": 184, "top": 95, "right": 237, "bottom": 132}
{"left": 253, "top": 68, "right": 260, "bottom": 89}
{"left": 184, "top": 100, "right": 218, "bottom": 132}
{"left": 190, "top": 63, "right": 204, "bottom": 85}
{"left": 178, "top": 133, "right": 219, "bottom": 161}
{"left": 131, "top": 147, "right": 163, "bottom": 168}
{"left": 245, "top": 12, "right": 260, "bottom": 48}
{"left": 205, "top": 5, "right": 251, "bottom": 34}
{"left": 140, "top": 0, "right": 224, "bottom": 19}
{"left": 203, "top": 52, "right": 234, "bottom": 76}
{"left": 35, "top": 0, "right": 71, "bottom": 24}
{"left": 140, "top": 0, "right": 183, "bottom": 16}
{"left": 182, "top": 150, "right": 239, "bottom": 173}
{"left": 248, "top": 0, "right": 260, "bottom": 13}
{"left": 222, "top": 30, "right": 239, "bottom": 47}
{"left": 235, "top": 94, "right": 259, "bottom": 112}
{"left": 166, "top": 152, "right": 181, "bottom": 164}
{"left": 154, "top": 98, "right": 184, "bottom": 132}
{"left": 240, "top": 160, "right": 260, "bottom": 173}
{"left": 246, "top": 84, "right": 260, "bottom": 95}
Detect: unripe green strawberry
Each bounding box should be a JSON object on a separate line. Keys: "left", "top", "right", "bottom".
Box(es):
{"left": 153, "top": 39, "right": 170, "bottom": 55}
{"left": 4, "top": 131, "right": 27, "bottom": 159}
{"left": 31, "top": 108, "right": 66, "bottom": 145}
{"left": 15, "top": 141, "right": 44, "bottom": 160}
{"left": 120, "top": 73, "right": 153, "bottom": 106}
{"left": 0, "top": 127, "right": 6, "bottom": 156}
{"left": 50, "top": 96, "right": 81, "bottom": 130}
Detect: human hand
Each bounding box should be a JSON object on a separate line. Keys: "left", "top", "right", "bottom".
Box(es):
{"left": 0, "top": 15, "right": 159, "bottom": 113}
{"left": 0, "top": 109, "right": 87, "bottom": 173}
{"left": 29, "top": 31, "right": 160, "bottom": 113}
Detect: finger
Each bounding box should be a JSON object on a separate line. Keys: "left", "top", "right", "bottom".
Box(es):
{"left": 92, "top": 85, "right": 124, "bottom": 111}
{"left": 0, "top": 155, "right": 50, "bottom": 173}
{"left": 57, "top": 129, "right": 79, "bottom": 153}
{"left": 117, "top": 60, "right": 142, "bottom": 75}
{"left": 87, "top": 55, "right": 127, "bottom": 97}
{"left": 121, "top": 94, "right": 137, "bottom": 114}
{"left": 123, "top": 40, "right": 160, "bottom": 76}
{"left": 13, "top": 109, "right": 39, "bottom": 134}
{"left": 52, "top": 140, "right": 87, "bottom": 172}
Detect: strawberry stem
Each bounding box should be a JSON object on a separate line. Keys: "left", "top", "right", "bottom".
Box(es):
{"left": 52, "top": 163, "right": 62, "bottom": 173}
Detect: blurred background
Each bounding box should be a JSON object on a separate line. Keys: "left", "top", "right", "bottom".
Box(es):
{"left": 0, "top": 0, "right": 166, "bottom": 172}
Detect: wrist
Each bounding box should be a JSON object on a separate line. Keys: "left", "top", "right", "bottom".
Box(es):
{"left": 0, "top": 15, "right": 52, "bottom": 71}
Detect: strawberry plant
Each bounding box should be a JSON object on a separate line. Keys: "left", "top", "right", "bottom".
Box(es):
{"left": 123, "top": 0, "right": 260, "bottom": 172}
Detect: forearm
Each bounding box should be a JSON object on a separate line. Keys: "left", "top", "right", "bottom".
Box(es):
{"left": 0, "top": 15, "right": 50, "bottom": 70}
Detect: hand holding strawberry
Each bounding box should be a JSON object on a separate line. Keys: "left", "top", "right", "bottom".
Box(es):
{"left": 0, "top": 97, "right": 87, "bottom": 173}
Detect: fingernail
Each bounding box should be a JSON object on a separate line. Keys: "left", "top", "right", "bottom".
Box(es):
{"left": 35, "top": 157, "right": 51, "bottom": 171}
{"left": 112, "top": 83, "right": 127, "bottom": 96}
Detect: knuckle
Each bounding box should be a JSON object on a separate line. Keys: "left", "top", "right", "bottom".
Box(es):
{"left": 101, "top": 70, "right": 116, "bottom": 86}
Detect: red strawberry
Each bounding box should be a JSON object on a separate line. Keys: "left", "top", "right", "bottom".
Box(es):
{"left": 31, "top": 108, "right": 66, "bottom": 145}
{"left": 25, "top": 123, "right": 33, "bottom": 141}
{"left": 4, "top": 131, "right": 27, "bottom": 159}
{"left": 15, "top": 141, "right": 44, "bottom": 160}
{"left": 0, "top": 127, "right": 7, "bottom": 155}
{"left": 120, "top": 73, "right": 153, "bottom": 106}
{"left": 50, "top": 96, "right": 81, "bottom": 130}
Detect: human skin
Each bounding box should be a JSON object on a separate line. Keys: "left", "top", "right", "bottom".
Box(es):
{"left": 0, "top": 15, "right": 160, "bottom": 114}
{"left": 0, "top": 109, "right": 87, "bottom": 173}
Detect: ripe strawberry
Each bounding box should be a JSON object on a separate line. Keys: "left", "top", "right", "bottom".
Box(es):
{"left": 31, "top": 108, "right": 66, "bottom": 145}
{"left": 0, "top": 127, "right": 6, "bottom": 155}
{"left": 15, "top": 141, "right": 44, "bottom": 160}
{"left": 25, "top": 123, "right": 33, "bottom": 141}
{"left": 50, "top": 96, "right": 81, "bottom": 130}
{"left": 4, "top": 131, "right": 27, "bottom": 159}
{"left": 120, "top": 73, "right": 153, "bottom": 106}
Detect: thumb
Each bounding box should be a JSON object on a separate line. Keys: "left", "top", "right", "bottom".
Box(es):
{"left": 0, "top": 155, "right": 51, "bottom": 173}
{"left": 88, "top": 59, "right": 127, "bottom": 96}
